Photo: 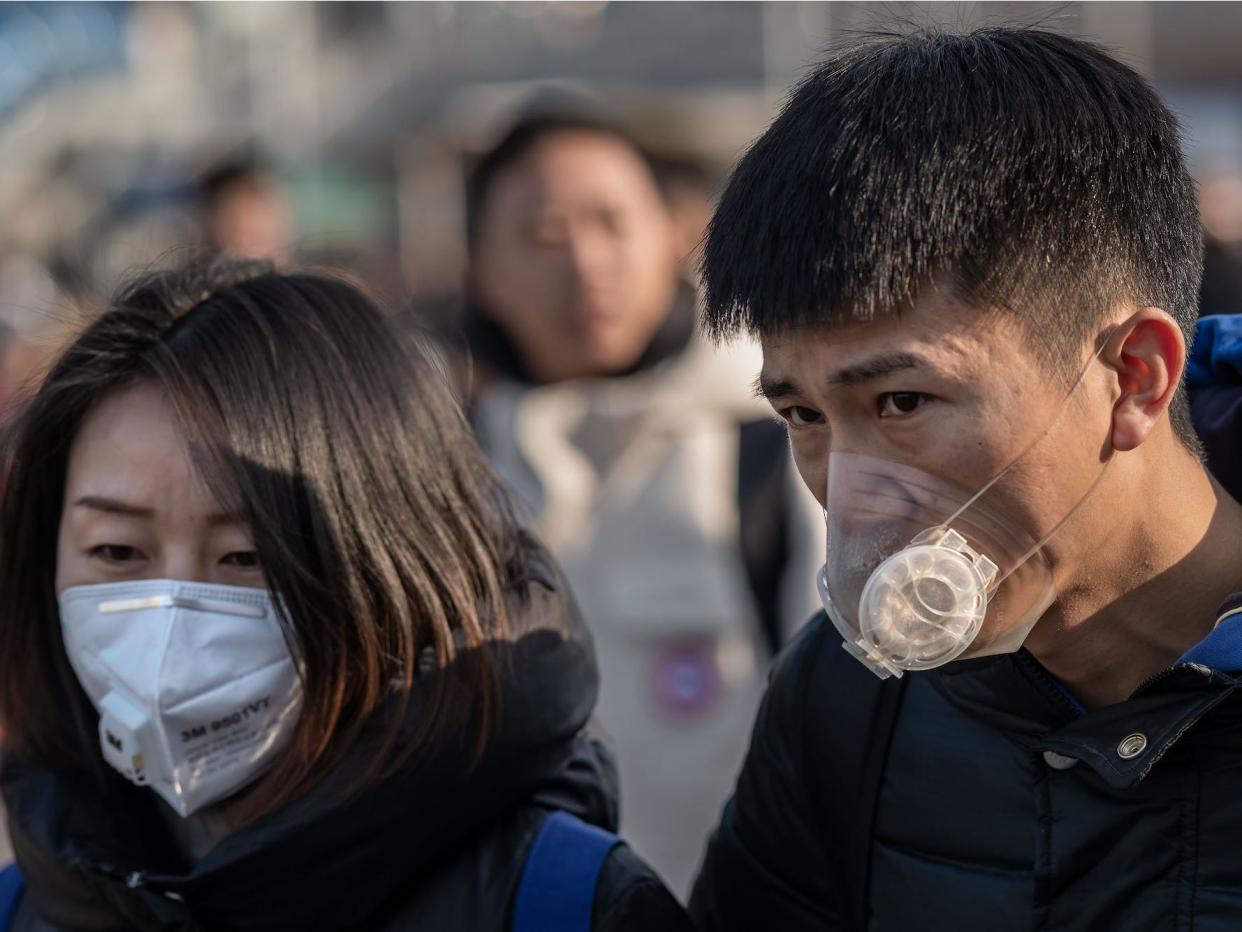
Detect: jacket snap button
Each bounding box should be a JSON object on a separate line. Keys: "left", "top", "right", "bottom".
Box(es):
{"left": 1117, "top": 733, "right": 1147, "bottom": 759}
{"left": 1042, "top": 750, "right": 1079, "bottom": 770}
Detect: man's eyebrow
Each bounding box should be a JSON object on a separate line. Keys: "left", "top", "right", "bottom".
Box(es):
{"left": 828, "top": 351, "right": 932, "bottom": 388}
{"left": 754, "top": 373, "right": 802, "bottom": 400}
{"left": 754, "top": 351, "right": 934, "bottom": 399}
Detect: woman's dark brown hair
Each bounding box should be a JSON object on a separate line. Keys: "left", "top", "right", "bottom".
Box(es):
{"left": 0, "top": 256, "right": 531, "bottom": 819}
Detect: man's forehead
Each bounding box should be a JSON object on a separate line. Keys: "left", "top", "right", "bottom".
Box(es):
{"left": 758, "top": 300, "right": 1007, "bottom": 382}
{"left": 505, "top": 134, "right": 654, "bottom": 192}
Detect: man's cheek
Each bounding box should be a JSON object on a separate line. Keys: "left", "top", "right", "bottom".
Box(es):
{"left": 790, "top": 444, "right": 826, "bottom": 507}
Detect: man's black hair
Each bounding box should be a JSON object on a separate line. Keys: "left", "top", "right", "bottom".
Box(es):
{"left": 465, "top": 114, "right": 660, "bottom": 249}
{"left": 648, "top": 152, "right": 719, "bottom": 202}
{"left": 702, "top": 27, "right": 1204, "bottom": 448}
{"left": 199, "top": 157, "right": 276, "bottom": 209}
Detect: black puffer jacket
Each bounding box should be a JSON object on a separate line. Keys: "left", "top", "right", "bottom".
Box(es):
{"left": 691, "top": 315, "right": 1242, "bottom": 931}
{"left": 2, "top": 570, "right": 691, "bottom": 932}
{"left": 691, "top": 607, "right": 1242, "bottom": 931}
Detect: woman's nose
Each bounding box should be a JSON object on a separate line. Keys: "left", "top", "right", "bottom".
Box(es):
{"left": 154, "top": 548, "right": 213, "bottom": 584}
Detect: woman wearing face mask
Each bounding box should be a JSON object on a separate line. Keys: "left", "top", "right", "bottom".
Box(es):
{"left": 0, "top": 259, "right": 691, "bottom": 932}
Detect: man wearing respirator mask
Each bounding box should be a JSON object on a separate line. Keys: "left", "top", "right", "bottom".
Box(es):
{"left": 690, "top": 27, "right": 1242, "bottom": 932}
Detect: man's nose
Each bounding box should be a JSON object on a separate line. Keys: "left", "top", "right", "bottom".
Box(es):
{"left": 566, "top": 228, "right": 615, "bottom": 283}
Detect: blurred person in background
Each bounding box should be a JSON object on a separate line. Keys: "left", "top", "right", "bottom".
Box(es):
{"left": 198, "top": 160, "right": 295, "bottom": 265}
{"left": 0, "top": 321, "right": 23, "bottom": 428}
{"left": 1190, "top": 170, "right": 1242, "bottom": 502}
{"left": 1199, "top": 166, "right": 1242, "bottom": 316}
{"left": 0, "top": 258, "right": 690, "bottom": 931}
{"left": 0, "top": 256, "right": 74, "bottom": 426}
{"left": 459, "top": 113, "right": 820, "bottom": 898}
{"left": 650, "top": 154, "right": 718, "bottom": 285}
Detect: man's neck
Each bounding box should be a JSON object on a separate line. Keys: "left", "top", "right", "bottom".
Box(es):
{"left": 1025, "top": 456, "right": 1242, "bottom": 710}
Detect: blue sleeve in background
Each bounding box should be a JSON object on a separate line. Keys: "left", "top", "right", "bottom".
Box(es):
{"left": 0, "top": 862, "right": 24, "bottom": 932}
{"left": 1189, "top": 315, "right": 1242, "bottom": 502}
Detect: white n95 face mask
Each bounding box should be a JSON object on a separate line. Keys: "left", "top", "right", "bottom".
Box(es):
{"left": 816, "top": 342, "right": 1111, "bottom": 680}
{"left": 59, "top": 579, "right": 303, "bottom": 817}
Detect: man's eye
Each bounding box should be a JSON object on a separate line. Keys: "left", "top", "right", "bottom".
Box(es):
{"left": 877, "top": 392, "right": 929, "bottom": 418}
{"left": 221, "top": 551, "right": 261, "bottom": 570}
{"left": 780, "top": 405, "right": 824, "bottom": 427}
{"left": 597, "top": 209, "right": 627, "bottom": 237}
{"left": 89, "top": 545, "right": 143, "bottom": 564}
{"left": 529, "top": 218, "right": 570, "bottom": 246}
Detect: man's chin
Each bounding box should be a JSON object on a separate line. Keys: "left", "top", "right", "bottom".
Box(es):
{"left": 573, "top": 340, "right": 648, "bottom": 375}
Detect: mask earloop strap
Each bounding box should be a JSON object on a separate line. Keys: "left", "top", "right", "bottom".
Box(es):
{"left": 991, "top": 457, "right": 1111, "bottom": 588}
{"left": 935, "top": 331, "right": 1114, "bottom": 538}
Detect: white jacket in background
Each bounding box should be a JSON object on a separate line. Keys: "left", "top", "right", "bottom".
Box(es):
{"left": 473, "top": 333, "right": 821, "bottom": 898}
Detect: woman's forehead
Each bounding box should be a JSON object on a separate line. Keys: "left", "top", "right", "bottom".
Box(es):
{"left": 64, "top": 383, "right": 228, "bottom": 521}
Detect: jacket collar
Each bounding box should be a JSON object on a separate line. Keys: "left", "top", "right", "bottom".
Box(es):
{"left": 931, "top": 596, "right": 1242, "bottom": 790}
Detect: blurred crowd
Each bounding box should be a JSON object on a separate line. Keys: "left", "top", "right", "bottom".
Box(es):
{"left": 0, "top": 4, "right": 826, "bottom": 891}
{"left": 4, "top": 0, "right": 1242, "bottom": 901}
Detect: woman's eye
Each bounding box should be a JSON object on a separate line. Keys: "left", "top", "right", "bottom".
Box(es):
{"left": 220, "top": 551, "right": 261, "bottom": 570}
{"left": 877, "top": 392, "right": 929, "bottom": 418}
{"left": 88, "top": 545, "right": 143, "bottom": 564}
{"left": 780, "top": 405, "right": 824, "bottom": 428}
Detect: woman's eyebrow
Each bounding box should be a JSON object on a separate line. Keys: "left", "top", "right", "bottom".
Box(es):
{"left": 72, "top": 495, "right": 239, "bottom": 527}
{"left": 72, "top": 495, "right": 154, "bottom": 518}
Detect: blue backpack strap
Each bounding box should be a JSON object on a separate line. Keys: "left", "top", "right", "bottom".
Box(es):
{"left": 0, "top": 862, "right": 24, "bottom": 932}
{"left": 512, "top": 811, "right": 620, "bottom": 932}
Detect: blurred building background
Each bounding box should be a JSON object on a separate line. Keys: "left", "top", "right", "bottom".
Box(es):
{"left": 4, "top": 0, "right": 1242, "bottom": 870}
{"left": 2, "top": 2, "right": 1242, "bottom": 400}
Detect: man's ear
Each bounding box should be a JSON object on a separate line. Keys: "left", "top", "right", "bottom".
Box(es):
{"left": 1104, "top": 307, "right": 1186, "bottom": 453}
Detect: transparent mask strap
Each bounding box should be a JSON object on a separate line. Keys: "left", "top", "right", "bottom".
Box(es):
{"left": 991, "top": 458, "right": 1111, "bottom": 587}
{"left": 936, "top": 333, "right": 1113, "bottom": 581}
